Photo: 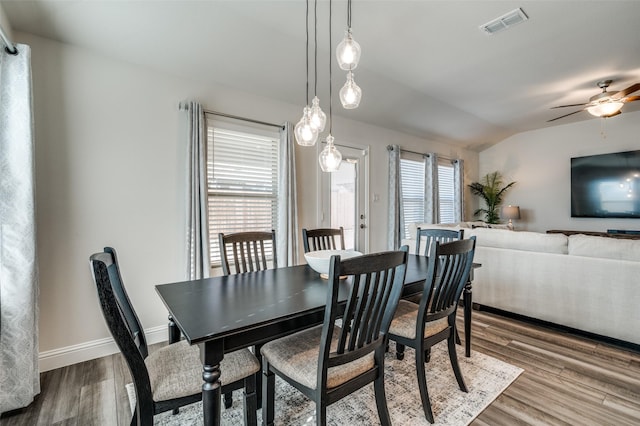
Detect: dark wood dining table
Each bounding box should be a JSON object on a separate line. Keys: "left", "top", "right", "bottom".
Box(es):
{"left": 155, "top": 254, "right": 479, "bottom": 426}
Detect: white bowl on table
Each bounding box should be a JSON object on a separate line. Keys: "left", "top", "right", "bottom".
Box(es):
{"left": 304, "top": 249, "right": 363, "bottom": 279}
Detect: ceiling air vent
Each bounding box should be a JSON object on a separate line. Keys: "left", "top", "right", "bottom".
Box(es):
{"left": 479, "top": 8, "right": 529, "bottom": 35}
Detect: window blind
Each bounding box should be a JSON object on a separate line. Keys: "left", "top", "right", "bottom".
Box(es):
{"left": 207, "top": 126, "right": 279, "bottom": 266}
{"left": 400, "top": 158, "right": 425, "bottom": 239}
{"left": 438, "top": 163, "right": 455, "bottom": 223}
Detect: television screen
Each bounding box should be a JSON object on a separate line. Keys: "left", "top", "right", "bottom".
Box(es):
{"left": 571, "top": 150, "right": 640, "bottom": 218}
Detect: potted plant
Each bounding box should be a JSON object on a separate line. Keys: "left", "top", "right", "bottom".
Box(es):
{"left": 468, "top": 171, "right": 516, "bottom": 224}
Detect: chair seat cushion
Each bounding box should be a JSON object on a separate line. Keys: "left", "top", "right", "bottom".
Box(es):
{"left": 146, "top": 340, "right": 260, "bottom": 402}
{"left": 260, "top": 325, "right": 375, "bottom": 391}
{"left": 389, "top": 300, "right": 449, "bottom": 340}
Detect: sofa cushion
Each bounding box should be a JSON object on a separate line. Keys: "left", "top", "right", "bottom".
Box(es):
{"left": 568, "top": 234, "right": 640, "bottom": 262}
{"left": 466, "top": 228, "right": 568, "bottom": 254}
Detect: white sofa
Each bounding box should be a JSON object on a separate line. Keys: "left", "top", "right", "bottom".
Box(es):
{"left": 402, "top": 223, "right": 640, "bottom": 347}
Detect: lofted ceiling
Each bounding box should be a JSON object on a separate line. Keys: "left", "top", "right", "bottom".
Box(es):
{"left": 2, "top": 0, "right": 639, "bottom": 151}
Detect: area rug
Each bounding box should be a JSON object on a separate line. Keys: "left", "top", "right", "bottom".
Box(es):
{"left": 127, "top": 343, "right": 522, "bottom": 425}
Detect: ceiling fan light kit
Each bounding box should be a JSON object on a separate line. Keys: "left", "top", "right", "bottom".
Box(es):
{"left": 548, "top": 79, "right": 640, "bottom": 122}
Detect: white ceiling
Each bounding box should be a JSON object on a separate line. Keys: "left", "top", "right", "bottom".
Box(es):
{"left": 2, "top": 0, "right": 640, "bottom": 151}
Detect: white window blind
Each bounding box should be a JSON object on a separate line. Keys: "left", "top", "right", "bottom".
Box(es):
{"left": 400, "top": 158, "right": 425, "bottom": 239}
{"left": 207, "top": 125, "right": 279, "bottom": 266}
{"left": 438, "top": 162, "right": 456, "bottom": 224}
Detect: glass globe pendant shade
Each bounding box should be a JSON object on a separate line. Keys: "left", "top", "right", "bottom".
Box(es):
{"left": 294, "top": 106, "right": 319, "bottom": 146}
{"left": 309, "top": 96, "right": 326, "bottom": 131}
{"left": 339, "top": 71, "right": 362, "bottom": 109}
{"left": 587, "top": 101, "right": 624, "bottom": 117}
{"left": 336, "top": 30, "right": 361, "bottom": 70}
{"left": 319, "top": 135, "right": 342, "bottom": 172}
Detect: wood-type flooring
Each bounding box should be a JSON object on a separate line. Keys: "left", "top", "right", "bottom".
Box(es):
{"left": 1, "top": 309, "right": 639, "bottom": 425}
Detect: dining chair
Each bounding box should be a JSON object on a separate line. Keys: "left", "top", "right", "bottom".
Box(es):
{"left": 218, "top": 230, "right": 277, "bottom": 408}
{"left": 388, "top": 237, "right": 476, "bottom": 423}
{"left": 260, "top": 247, "right": 409, "bottom": 426}
{"left": 415, "top": 227, "right": 464, "bottom": 256}
{"left": 218, "top": 230, "right": 277, "bottom": 275}
{"left": 302, "top": 227, "right": 345, "bottom": 253}
{"left": 89, "top": 247, "right": 260, "bottom": 426}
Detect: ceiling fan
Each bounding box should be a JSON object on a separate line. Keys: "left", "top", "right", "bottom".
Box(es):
{"left": 547, "top": 80, "right": 640, "bottom": 122}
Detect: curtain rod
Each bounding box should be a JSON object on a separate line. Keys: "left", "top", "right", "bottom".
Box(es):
{"left": 387, "top": 145, "right": 459, "bottom": 162}
{"left": 205, "top": 108, "right": 283, "bottom": 130}
{"left": 387, "top": 145, "right": 431, "bottom": 157}
{"left": 0, "top": 24, "right": 18, "bottom": 55}
{"left": 179, "top": 102, "right": 283, "bottom": 129}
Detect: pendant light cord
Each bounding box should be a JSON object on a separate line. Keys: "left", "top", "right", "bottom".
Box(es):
{"left": 305, "top": 0, "right": 310, "bottom": 105}
{"left": 314, "top": 0, "right": 318, "bottom": 97}
{"left": 329, "top": 0, "right": 333, "bottom": 134}
{"left": 347, "top": 0, "right": 352, "bottom": 29}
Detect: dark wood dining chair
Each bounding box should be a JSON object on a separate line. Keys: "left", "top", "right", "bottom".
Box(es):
{"left": 302, "top": 227, "right": 345, "bottom": 253}
{"left": 89, "top": 247, "right": 260, "bottom": 426}
{"left": 388, "top": 237, "right": 476, "bottom": 423}
{"left": 218, "top": 230, "right": 277, "bottom": 408}
{"left": 415, "top": 227, "right": 464, "bottom": 256}
{"left": 218, "top": 230, "right": 277, "bottom": 275}
{"left": 260, "top": 247, "right": 409, "bottom": 426}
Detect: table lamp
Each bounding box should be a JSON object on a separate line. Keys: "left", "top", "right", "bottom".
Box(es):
{"left": 501, "top": 205, "right": 521, "bottom": 230}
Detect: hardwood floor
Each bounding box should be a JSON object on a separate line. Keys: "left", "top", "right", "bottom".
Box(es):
{"left": 2, "top": 309, "right": 639, "bottom": 425}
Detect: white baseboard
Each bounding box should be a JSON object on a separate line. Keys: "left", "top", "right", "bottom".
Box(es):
{"left": 38, "top": 325, "right": 168, "bottom": 372}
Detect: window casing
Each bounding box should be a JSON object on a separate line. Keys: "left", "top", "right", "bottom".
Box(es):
{"left": 206, "top": 120, "right": 279, "bottom": 267}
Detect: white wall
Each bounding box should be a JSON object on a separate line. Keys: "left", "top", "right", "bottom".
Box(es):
{"left": 479, "top": 112, "right": 640, "bottom": 232}
{"left": 17, "top": 32, "right": 479, "bottom": 369}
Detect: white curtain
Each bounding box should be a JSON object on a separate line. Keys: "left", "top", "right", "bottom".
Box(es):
{"left": 276, "top": 123, "right": 299, "bottom": 266}
{"left": 424, "top": 153, "right": 439, "bottom": 224}
{"left": 453, "top": 159, "right": 465, "bottom": 222}
{"left": 183, "top": 101, "right": 211, "bottom": 280}
{"left": 387, "top": 145, "right": 403, "bottom": 250}
{"left": 0, "top": 43, "right": 40, "bottom": 413}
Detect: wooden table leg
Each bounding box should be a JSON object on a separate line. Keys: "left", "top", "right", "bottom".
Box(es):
{"left": 463, "top": 279, "right": 472, "bottom": 357}
{"left": 201, "top": 341, "right": 223, "bottom": 426}
{"left": 168, "top": 315, "right": 181, "bottom": 344}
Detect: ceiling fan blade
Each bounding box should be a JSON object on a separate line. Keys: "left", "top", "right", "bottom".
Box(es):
{"left": 547, "top": 109, "right": 584, "bottom": 122}
{"left": 611, "top": 83, "right": 640, "bottom": 99}
{"left": 551, "top": 103, "right": 588, "bottom": 109}
{"left": 624, "top": 95, "right": 640, "bottom": 102}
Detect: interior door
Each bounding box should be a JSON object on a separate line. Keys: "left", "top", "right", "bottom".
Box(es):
{"left": 319, "top": 144, "right": 369, "bottom": 252}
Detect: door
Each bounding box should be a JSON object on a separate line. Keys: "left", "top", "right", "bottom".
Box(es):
{"left": 319, "top": 143, "right": 369, "bottom": 252}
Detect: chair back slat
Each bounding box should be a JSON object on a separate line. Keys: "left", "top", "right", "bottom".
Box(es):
{"left": 419, "top": 237, "right": 476, "bottom": 323}
{"left": 321, "top": 248, "right": 408, "bottom": 372}
{"left": 302, "top": 227, "right": 345, "bottom": 253}
{"left": 219, "top": 230, "right": 277, "bottom": 275}
{"left": 416, "top": 228, "right": 464, "bottom": 257}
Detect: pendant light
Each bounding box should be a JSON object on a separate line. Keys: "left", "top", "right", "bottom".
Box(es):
{"left": 308, "top": 0, "right": 326, "bottom": 132}
{"left": 337, "top": 0, "right": 362, "bottom": 109}
{"left": 295, "top": 0, "right": 319, "bottom": 146}
{"left": 339, "top": 70, "right": 362, "bottom": 109}
{"left": 319, "top": 0, "right": 342, "bottom": 173}
{"left": 335, "top": 0, "right": 361, "bottom": 70}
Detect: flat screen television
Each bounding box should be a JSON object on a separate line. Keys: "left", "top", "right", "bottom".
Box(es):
{"left": 571, "top": 150, "right": 640, "bottom": 218}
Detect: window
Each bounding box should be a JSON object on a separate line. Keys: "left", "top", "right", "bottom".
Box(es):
{"left": 399, "top": 155, "right": 457, "bottom": 238}
{"left": 400, "top": 158, "right": 425, "bottom": 238}
{"left": 206, "top": 119, "right": 279, "bottom": 266}
{"left": 437, "top": 161, "right": 456, "bottom": 224}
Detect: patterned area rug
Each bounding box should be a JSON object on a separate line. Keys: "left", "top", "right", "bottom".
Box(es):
{"left": 127, "top": 343, "right": 522, "bottom": 425}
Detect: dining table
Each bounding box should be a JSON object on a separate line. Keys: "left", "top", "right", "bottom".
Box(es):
{"left": 155, "top": 253, "right": 480, "bottom": 426}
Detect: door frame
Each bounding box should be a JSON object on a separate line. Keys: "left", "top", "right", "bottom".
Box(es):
{"left": 316, "top": 141, "right": 370, "bottom": 253}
